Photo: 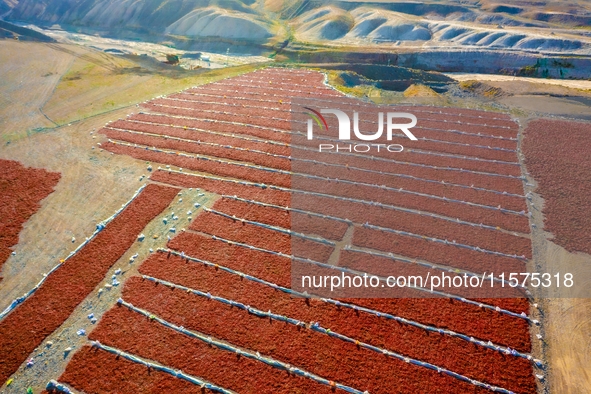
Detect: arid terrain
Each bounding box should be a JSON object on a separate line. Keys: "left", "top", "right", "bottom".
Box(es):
{"left": 0, "top": 1, "right": 590, "bottom": 393}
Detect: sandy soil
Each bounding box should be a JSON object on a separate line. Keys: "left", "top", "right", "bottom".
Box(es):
{"left": 443, "top": 73, "right": 591, "bottom": 120}
{"left": 544, "top": 296, "right": 591, "bottom": 394}
{"left": 445, "top": 73, "right": 591, "bottom": 120}
{"left": 0, "top": 39, "right": 268, "bottom": 391}
{"left": 0, "top": 41, "right": 73, "bottom": 139}
{"left": 542, "top": 241, "right": 591, "bottom": 394}
{"left": 502, "top": 96, "right": 591, "bottom": 119}
{"left": 446, "top": 73, "right": 591, "bottom": 91}
{"left": 529, "top": 241, "right": 591, "bottom": 394}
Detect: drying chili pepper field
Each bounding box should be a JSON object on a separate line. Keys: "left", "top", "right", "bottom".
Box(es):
{"left": 2, "top": 66, "right": 590, "bottom": 394}
{"left": 0, "top": 159, "right": 60, "bottom": 280}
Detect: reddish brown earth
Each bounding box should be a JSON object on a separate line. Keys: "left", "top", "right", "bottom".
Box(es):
{"left": 104, "top": 141, "right": 291, "bottom": 187}
{"left": 167, "top": 93, "right": 518, "bottom": 144}
{"left": 0, "top": 159, "right": 60, "bottom": 279}
{"left": 135, "top": 104, "right": 521, "bottom": 176}
{"left": 131, "top": 112, "right": 292, "bottom": 143}
{"left": 163, "top": 233, "right": 533, "bottom": 351}
{"left": 126, "top": 114, "right": 524, "bottom": 192}
{"left": 145, "top": 98, "right": 516, "bottom": 161}
{"left": 292, "top": 177, "right": 529, "bottom": 232}
{"left": 295, "top": 149, "right": 525, "bottom": 193}
{"left": 337, "top": 249, "right": 529, "bottom": 300}
{"left": 292, "top": 195, "right": 531, "bottom": 256}
{"left": 0, "top": 184, "right": 178, "bottom": 383}
{"left": 523, "top": 119, "right": 591, "bottom": 255}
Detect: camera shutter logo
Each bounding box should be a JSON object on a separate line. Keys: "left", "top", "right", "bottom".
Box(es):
{"left": 305, "top": 108, "right": 418, "bottom": 141}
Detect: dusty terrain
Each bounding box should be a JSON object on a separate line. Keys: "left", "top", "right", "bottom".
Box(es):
{"left": 0, "top": 41, "right": 71, "bottom": 138}
{"left": 0, "top": 29, "right": 590, "bottom": 394}
{"left": 543, "top": 249, "right": 591, "bottom": 394}
{"left": 0, "top": 39, "right": 264, "bottom": 312}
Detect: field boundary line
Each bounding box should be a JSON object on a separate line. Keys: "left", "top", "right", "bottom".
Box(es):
{"left": 359, "top": 222, "right": 528, "bottom": 260}
{"left": 108, "top": 124, "right": 525, "bottom": 198}
{"left": 154, "top": 168, "right": 529, "bottom": 234}
{"left": 183, "top": 85, "right": 516, "bottom": 124}
{"left": 89, "top": 341, "right": 236, "bottom": 394}
{"left": 203, "top": 207, "right": 336, "bottom": 245}
{"left": 162, "top": 242, "right": 537, "bottom": 324}
{"left": 203, "top": 206, "right": 527, "bottom": 262}
{"left": 131, "top": 113, "right": 524, "bottom": 179}
{"left": 123, "top": 286, "right": 515, "bottom": 393}
{"left": 144, "top": 102, "right": 520, "bottom": 164}
{"left": 206, "top": 235, "right": 538, "bottom": 322}
{"left": 142, "top": 265, "right": 538, "bottom": 366}
{"left": 173, "top": 92, "right": 518, "bottom": 140}
{"left": 160, "top": 96, "right": 518, "bottom": 153}
{"left": 345, "top": 245, "right": 528, "bottom": 290}
{"left": 45, "top": 380, "right": 80, "bottom": 394}
{"left": 201, "top": 205, "right": 529, "bottom": 287}
{"left": 110, "top": 140, "right": 527, "bottom": 216}
{"left": 117, "top": 298, "right": 367, "bottom": 394}
{"left": 0, "top": 185, "right": 147, "bottom": 322}
{"left": 191, "top": 81, "right": 516, "bottom": 130}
